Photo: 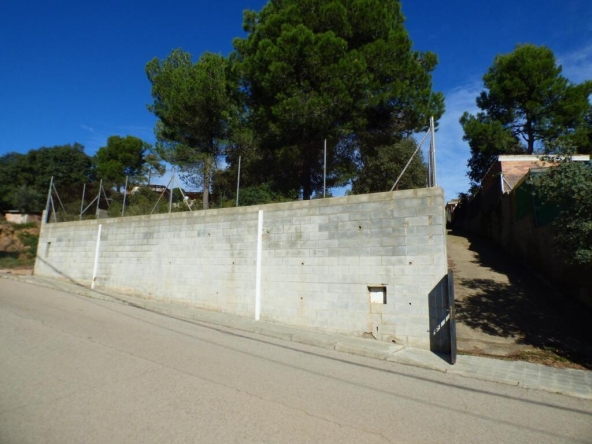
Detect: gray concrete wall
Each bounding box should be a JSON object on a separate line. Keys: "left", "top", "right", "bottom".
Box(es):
{"left": 35, "top": 188, "right": 447, "bottom": 349}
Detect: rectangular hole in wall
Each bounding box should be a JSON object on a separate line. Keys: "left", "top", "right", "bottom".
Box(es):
{"left": 45, "top": 242, "right": 51, "bottom": 258}
{"left": 368, "top": 285, "right": 387, "bottom": 304}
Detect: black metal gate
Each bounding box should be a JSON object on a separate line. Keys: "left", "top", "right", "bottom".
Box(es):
{"left": 428, "top": 269, "right": 457, "bottom": 364}
{"left": 448, "top": 269, "right": 457, "bottom": 365}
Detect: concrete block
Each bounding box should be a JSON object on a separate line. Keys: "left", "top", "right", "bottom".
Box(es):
{"left": 430, "top": 215, "right": 444, "bottom": 226}
{"left": 405, "top": 255, "right": 433, "bottom": 266}
{"left": 406, "top": 225, "right": 444, "bottom": 236}
{"left": 327, "top": 247, "right": 351, "bottom": 257}
{"left": 371, "top": 210, "right": 395, "bottom": 220}
{"left": 413, "top": 187, "right": 442, "bottom": 198}
{"left": 381, "top": 236, "right": 406, "bottom": 247}
{"left": 357, "top": 227, "right": 384, "bottom": 239}
{"left": 381, "top": 216, "right": 412, "bottom": 228}
{"left": 328, "top": 213, "right": 349, "bottom": 222}
{"left": 309, "top": 231, "right": 329, "bottom": 240}
{"left": 392, "top": 207, "right": 418, "bottom": 218}
{"left": 391, "top": 189, "right": 417, "bottom": 200}
{"left": 359, "top": 256, "right": 382, "bottom": 266}
{"left": 327, "top": 230, "right": 352, "bottom": 240}
{"left": 406, "top": 235, "right": 431, "bottom": 246}
{"left": 319, "top": 205, "right": 346, "bottom": 215}
{"left": 416, "top": 205, "right": 446, "bottom": 216}
{"left": 35, "top": 189, "right": 444, "bottom": 351}
{"left": 338, "top": 221, "right": 364, "bottom": 231}
{"left": 393, "top": 197, "right": 428, "bottom": 209}
{"left": 430, "top": 235, "right": 445, "bottom": 246}
{"left": 431, "top": 195, "right": 445, "bottom": 207}
{"left": 406, "top": 244, "right": 445, "bottom": 256}
{"left": 381, "top": 256, "right": 408, "bottom": 266}
{"left": 338, "top": 256, "right": 360, "bottom": 266}
{"left": 405, "top": 216, "right": 430, "bottom": 227}
{"left": 358, "top": 237, "right": 383, "bottom": 248}
{"left": 318, "top": 222, "right": 340, "bottom": 232}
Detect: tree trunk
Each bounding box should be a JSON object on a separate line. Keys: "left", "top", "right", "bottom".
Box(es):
{"left": 302, "top": 162, "right": 312, "bottom": 200}
{"left": 300, "top": 146, "right": 315, "bottom": 200}
{"left": 526, "top": 119, "right": 534, "bottom": 154}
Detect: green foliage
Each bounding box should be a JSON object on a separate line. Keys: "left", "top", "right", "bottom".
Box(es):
{"left": 351, "top": 138, "right": 428, "bottom": 194}
{"left": 146, "top": 50, "right": 238, "bottom": 209}
{"left": 0, "top": 221, "right": 38, "bottom": 268}
{"left": 17, "top": 231, "right": 39, "bottom": 257}
{"left": 460, "top": 114, "right": 523, "bottom": 185}
{"left": 536, "top": 159, "right": 592, "bottom": 267}
{"left": 461, "top": 44, "right": 592, "bottom": 188}
{"left": 20, "top": 143, "right": 92, "bottom": 192}
{"left": 0, "top": 153, "right": 23, "bottom": 211}
{"left": 0, "top": 144, "right": 91, "bottom": 212}
{"left": 0, "top": 253, "right": 35, "bottom": 269}
{"left": 11, "top": 186, "right": 46, "bottom": 213}
{"left": 107, "top": 188, "right": 168, "bottom": 217}
{"left": 9, "top": 222, "right": 37, "bottom": 230}
{"left": 142, "top": 151, "right": 166, "bottom": 185}
{"left": 237, "top": 184, "right": 296, "bottom": 206}
{"left": 232, "top": 0, "right": 443, "bottom": 199}
{"left": 94, "top": 136, "right": 149, "bottom": 191}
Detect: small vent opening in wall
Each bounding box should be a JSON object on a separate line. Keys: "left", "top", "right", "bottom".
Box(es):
{"left": 368, "top": 285, "right": 387, "bottom": 304}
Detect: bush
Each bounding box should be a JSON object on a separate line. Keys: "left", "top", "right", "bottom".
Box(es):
{"left": 17, "top": 232, "right": 39, "bottom": 258}
{"left": 536, "top": 159, "right": 592, "bottom": 267}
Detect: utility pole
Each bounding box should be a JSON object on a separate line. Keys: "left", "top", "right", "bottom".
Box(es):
{"left": 323, "top": 140, "right": 327, "bottom": 198}
{"left": 169, "top": 169, "right": 175, "bottom": 213}
{"left": 429, "top": 116, "right": 437, "bottom": 187}
{"left": 95, "top": 180, "right": 103, "bottom": 219}
{"left": 79, "top": 184, "right": 86, "bottom": 221}
{"left": 122, "top": 176, "right": 129, "bottom": 217}
{"left": 44, "top": 176, "right": 54, "bottom": 223}
{"left": 236, "top": 155, "right": 241, "bottom": 207}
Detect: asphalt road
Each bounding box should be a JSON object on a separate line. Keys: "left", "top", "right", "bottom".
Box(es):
{"left": 1, "top": 279, "right": 591, "bottom": 444}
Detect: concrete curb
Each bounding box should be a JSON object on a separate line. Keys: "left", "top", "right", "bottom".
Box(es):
{"left": 3, "top": 273, "right": 591, "bottom": 400}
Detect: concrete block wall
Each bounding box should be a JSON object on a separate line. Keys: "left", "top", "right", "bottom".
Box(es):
{"left": 35, "top": 188, "right": 448, "bottom": 349}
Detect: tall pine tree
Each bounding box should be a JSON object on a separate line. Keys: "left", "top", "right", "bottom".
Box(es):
{"left": 232, "top": 0, "right": 443, "bottom": 199}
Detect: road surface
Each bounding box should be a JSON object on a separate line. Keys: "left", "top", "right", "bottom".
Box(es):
{"left": 1, "top": 278, "right": 591, "bottom": 443}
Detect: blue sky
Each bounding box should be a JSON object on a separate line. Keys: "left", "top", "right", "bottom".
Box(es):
{"left": 1, "top": 0, "right": 591, "bottom": 201}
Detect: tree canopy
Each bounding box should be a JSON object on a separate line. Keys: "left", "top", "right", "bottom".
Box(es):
{"left": 0, "top": 143, "right": 92, "bottom": 213}
{"left": 142, "top": 151, "right": 166, "bottom": 185}
{"left": 229, "top": 0, "right": 442, "bottom": 199}
{"left": 461, "top": 44, "right": 592, "bottom": 187}
{"left": 94, "top": 135, "right": 149, "bottom": 191}
{"left": 146, "top": 50, "right": 237, "bottom": 209}
{"left": 351, "top": 138, "right": 427, "bottom": 193}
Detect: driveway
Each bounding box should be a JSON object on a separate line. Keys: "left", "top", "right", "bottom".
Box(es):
{"left": 447, "top": 230, "right": 592, "bottom": 370}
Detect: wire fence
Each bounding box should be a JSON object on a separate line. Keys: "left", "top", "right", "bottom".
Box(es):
{"left": 44, "top": 172, "right": 198, "bottom": 224}
{"left": 43, "top": 120, "right": 438, "bottom": 223}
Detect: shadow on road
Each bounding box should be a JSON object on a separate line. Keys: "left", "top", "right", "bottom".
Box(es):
{"left": 450, "top": 230, "right": 592, "bottom": 370}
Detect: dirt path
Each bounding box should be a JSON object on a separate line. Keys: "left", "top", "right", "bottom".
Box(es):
{"left": 447, "top": 230, "right": 592, "bottom": 369}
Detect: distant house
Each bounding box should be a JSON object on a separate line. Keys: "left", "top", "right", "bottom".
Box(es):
{"left": 445, "top": 199, "right": 460, "bottom": 225}
{"left": 450, "top": 154, "right": 591, "bottom": 224}
{"left": 479, "top": 154, "right": 590, "bottom": 212}
{"left": 128, "top": 186, "right": 211, "bottom": 208}
{"left": 131, "top": 184, "right": 169, "bottom": 195}
{"left": 489, "top": 154, "right": 589, "bottom": 191}
{"left": 3, "top": 210, "right": 42, "bottom": 224}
